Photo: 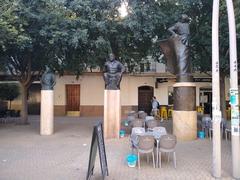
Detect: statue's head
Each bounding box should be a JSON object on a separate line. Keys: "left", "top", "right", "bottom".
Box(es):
{"left": 180, "top": 14, "right": 190, "bottom": 23}
{"left": 109, "top": 53, "right": 115, "bottom": 62}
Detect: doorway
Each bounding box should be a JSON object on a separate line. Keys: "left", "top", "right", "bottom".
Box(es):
{"left": 66, "top": 84, "right": 80, "bottom": 113}
{"left": 28, "top": 83, "right": 41, "bottom": 114}
{"left": 200, "top": 88, "right": 212, "bottom": 115}
{"left": 138, "top": 86, "right": 154, "bottom": 115}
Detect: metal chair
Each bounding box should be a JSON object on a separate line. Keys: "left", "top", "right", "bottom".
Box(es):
{"left": 159, "top": 134, "right": 177, "bottom": 168}
{"left": 136, "top": 135, "right": 155, "bottom": 169}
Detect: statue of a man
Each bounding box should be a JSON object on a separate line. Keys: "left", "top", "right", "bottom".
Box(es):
{"left": 168, "top": 14, "right": 190, "bottom": 47}
{"left": 103, "top": 53, "right": 125, "bottom": 90}
{"left": 160, "top": 14, "right": 192, "bottom": 82}
{"left": 41, "top": 66, "right": 56, "bottom": 90}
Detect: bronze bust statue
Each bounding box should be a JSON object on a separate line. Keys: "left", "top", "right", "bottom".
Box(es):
{"left": 41, "top": 66, "right": 56, "bottom": 90}
{"left": 103, "top": 53, "right": 125, "bottom": 90}
{"left": 160, "top": 14, "right": 192, "bottom": 82}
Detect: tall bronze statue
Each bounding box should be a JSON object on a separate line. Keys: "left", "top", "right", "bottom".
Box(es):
{"left": 103, "top": 53, "right": 125, "bottom": 90}
{"left": 160, "top": 14, "right": 192, "bottom": 82}
{"left": 41, "top": 66, "right": 56, "bottom": 90}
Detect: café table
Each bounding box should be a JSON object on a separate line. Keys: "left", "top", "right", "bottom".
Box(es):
{"left": 130, "top": 126, "right": 167, "bottom": 168}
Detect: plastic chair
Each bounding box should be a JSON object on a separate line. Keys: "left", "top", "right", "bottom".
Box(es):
{"left": 226, "top": 107, "right": 231, "bottom": 120}
{"left": 197, "top": 106, "right": 204, "bottom": 114}
{"left": 131, "top": 119, "right": 144, "bottom": 128}
{"left": 146, "top": 120, "right": 158, "bottom": 130}
{"left": 159, "top": 134, "right": 177, "bottom": 168}
{"left": 127, "top": 115, "right": 136, "bottom": 122}
{"left": 138, "top": 111, "right": 147, "bottom": 119}
{"left": 168, "top": 106, "right": 173, "bottom": 118}
{"left": 160, "top": 106, "right": 168, "bottom": 120}
{"left": 145, "top": 116, "right": 154, "bottom": 122}
{"left": 136, "top": 135, "right": 155, "bottom": 169}
{"left": 128, "top": 111, "right": 138, "bottom": 118}
{"left": 225, "top": 121, "right": 231, "bottom": 141}
{"left": 201, "top": 115, "right": 211, "bottom": 138}
{"left": 209, "top": 118, "right": 227, "bottom": 140}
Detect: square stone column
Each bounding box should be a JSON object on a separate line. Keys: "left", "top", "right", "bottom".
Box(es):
{"left": 40, "top": 90, "right": 54, "bottom": 135}
{"left": 173, "top": 111, "right": 197, "bottom": 141}
{"left": 104, "top": 90, "right": 121, "bottom": 139}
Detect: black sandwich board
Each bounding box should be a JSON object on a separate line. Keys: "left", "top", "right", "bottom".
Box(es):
{"left": 86, "top": 122, "right": 108, "bottom": 180}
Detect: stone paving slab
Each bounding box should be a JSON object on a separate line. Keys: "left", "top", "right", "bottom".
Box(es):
{"left": 0, "top": 116, "right": 234, "bottom": 180}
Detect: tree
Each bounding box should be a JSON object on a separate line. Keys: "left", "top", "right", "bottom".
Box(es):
{"left": 188, "top": 0, "right": 240, "bottom": 119}
{"left": 0, "top": 0, "right": 123, "bottom": 123}
{"left": 0, "top": 83, "right": 20, "bottom": 110}
{"left": 1, "top": 0, "right": 237, "bottom": 123}
{"left": 0, "top": 0, "right": 81, "bottom": 124}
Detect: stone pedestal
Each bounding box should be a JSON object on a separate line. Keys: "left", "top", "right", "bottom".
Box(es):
{"left": 104, "top": 90, "right": 121, "bottom": 139}
{"left": 40, "top": 90, "right": 54, "bottom": 135}
{"left": 173, "top": 82, "right": 197, "bottom": 141}
{"left": 173, "top": 111, "right": 197, "bottom": 141}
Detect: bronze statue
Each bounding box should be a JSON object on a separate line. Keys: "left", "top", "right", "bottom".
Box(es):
{"left": 160, "top": 14, "right": 192, "bottom": 82}
{"left": 41, "top": 66, "right": 56, "bottom": 90}
{"left": 103, "top": 53, "right": 125, "bottom": 90}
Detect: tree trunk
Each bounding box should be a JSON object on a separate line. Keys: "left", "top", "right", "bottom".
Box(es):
{"left": 220, "top": 73, "right": 227, "bottom": 120}
{"left": 19, "top": 83, "right": 29, "bottom": 124}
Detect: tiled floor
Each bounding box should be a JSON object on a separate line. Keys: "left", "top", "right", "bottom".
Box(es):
{"left": 0, "top": 116, "right": 234, "bottom": 180}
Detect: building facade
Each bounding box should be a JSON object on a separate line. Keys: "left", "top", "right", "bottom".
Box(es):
{"left": 2, "top": 61, "right": 231, "bottom": 117}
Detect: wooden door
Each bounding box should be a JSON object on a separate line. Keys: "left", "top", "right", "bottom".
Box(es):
{"left": 138, "top": 86, "right": 154, "bottom": 115}
{"left": 66, "top": 84, "right": 80, "bottom": 111}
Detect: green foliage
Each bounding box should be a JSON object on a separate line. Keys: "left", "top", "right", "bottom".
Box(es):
{"left": 0, "top": 0, "right": 68, "bottom": 79}
{"left": 0, "top": 83, "right": 20, "bottom": 101}
{"left": 170, "top": 0, "right": 239, "bottom": 74}
{"left": 0, "top": 0, "right": 239, "bottom": 76}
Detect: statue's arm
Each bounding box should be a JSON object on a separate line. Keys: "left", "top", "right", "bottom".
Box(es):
{"left": 103, "top": 61, "right": 108, "bottom": 73}
{"left": 119, "top": 62, "right": 125, "bottom": 74}
{"left": 168, "top": 24, "right": 177, "bottom": 35}
{"left": 40, "top": 74, "right": 46, "bottom": 85}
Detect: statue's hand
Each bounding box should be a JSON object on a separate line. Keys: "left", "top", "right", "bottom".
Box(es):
{"left": 173, "top": 33, "right": 178, "bottom": 38}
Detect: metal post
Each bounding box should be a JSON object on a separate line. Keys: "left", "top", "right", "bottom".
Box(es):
{"left": 212, "top": 0, "right": 222, "bottom": 178}
{"left": 225, "top": 0, "right": 240, "bottom": 178}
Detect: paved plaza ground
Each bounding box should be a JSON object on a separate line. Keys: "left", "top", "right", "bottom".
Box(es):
{"left": 0, "top": 116, "right": 234, "bottom": 180}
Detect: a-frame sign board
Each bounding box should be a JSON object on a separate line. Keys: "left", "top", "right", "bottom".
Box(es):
{"left": 86, "top": 122, "right": 108, "bottom": 180}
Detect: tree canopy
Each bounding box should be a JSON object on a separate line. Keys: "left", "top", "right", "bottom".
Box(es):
{"left": 0, "top": 0, "right": 239, "bottom": 122}
{"left": 1, "top": 0, "right": 239, "bottom": 75}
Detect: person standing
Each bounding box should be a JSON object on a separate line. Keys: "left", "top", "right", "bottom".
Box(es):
{"left": 151, "top": 96, "right": 159, "bottom": 117}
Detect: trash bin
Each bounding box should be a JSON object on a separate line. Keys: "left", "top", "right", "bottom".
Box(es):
{"left": 120, "top": 130, "right": 126, "bottom": 138}
{"left": 198, "top": 131, "right": 205, "bottom": 139}
{"left": 127, "top": 154, "right": 137, "bottom": 167}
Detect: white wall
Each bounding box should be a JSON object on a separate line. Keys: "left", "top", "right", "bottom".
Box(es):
{"left": 121, "top": 75, "right": 155, "bottom": 105}
{"left": 54, "top": 74, "right": 157, "bottom": 106}
{"left": 155, "top": 82, "right": 174, "bottom": 105}
{"left": 52, "top": 75, "right": 233, "bottom": 107}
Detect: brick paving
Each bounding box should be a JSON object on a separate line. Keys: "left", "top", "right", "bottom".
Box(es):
{"left": 0, "top": 116, "right": 234, "bottom": 180}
